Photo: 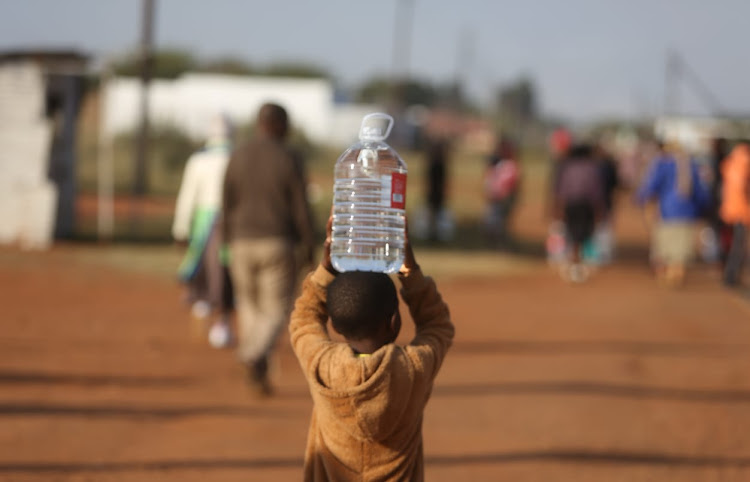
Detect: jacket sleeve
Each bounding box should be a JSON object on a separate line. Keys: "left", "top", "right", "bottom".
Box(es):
{"left": 690, "top": 162, "right": 711, "bottom": 209}
{"left": 288, "top": 151, "right": 315, "bottom": 254}
{"left": 221, "top": 152, "right": 238, "bottom": 242}
{"left": 402, "top": 268, "right": 454, "bottom": 382}
{"left": 636, "top": 159, "right": 663, "bottom": 205}
{"left": 172, "top": 155, "right": 199, "bottom": 241}
{"left": 289, "top": 265, "right": 336, "bottom": 371}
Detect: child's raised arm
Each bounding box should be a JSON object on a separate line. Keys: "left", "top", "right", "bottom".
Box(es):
{"left": 288, "top": 215, "right": 337, "bottom": 370}
{"left": 400, "top": 224, "right": 454, "bottom": 382}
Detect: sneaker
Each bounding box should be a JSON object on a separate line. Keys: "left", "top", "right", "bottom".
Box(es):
{"left": 207, "top": 321, "right": 233, "bottom": 349}
{"left": 664, "top": 264, "right": 685, "bottom": 288}
{"left": 191, "top": 300, "right": 211, "bottom": 320}
{"left": 568, "top": 263, "right": 589, "bottom": 283}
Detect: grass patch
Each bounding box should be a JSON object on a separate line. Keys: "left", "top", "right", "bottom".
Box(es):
{"left": 34, "top": 242, "right": 543, "bottom": 281}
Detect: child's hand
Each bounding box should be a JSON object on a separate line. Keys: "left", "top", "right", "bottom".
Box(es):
{"left": 400, "top": 217, "right": 418, "bottom": 275}
{"left": 321, "top": 211, "right": 338, "bottom": 275}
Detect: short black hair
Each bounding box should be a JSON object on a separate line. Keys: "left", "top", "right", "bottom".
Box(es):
{"left": 257, "top": 102, "right": 288, "bottom": 137}
{"left": 569, "top": 143, "right": 593, "bottom": 158}
{"left": 327, "top": 271, "right": 398, "bottom": 341}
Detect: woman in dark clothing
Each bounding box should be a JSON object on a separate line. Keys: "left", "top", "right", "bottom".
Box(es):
{"left": 424, "top": 138, "right": 448, "bottom": 241}
{"left": 553, "top": 144, "right": 606, "bottom": 282}
{"left": 595, "top": 143, "right": 620, "bottom": 263}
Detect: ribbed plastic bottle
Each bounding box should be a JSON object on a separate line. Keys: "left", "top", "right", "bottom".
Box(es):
{"left": 331, "top": 113, "right": 407, "bottom": 273}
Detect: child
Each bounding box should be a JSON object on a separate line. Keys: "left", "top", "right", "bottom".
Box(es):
{"left": 172, "top": 114, "right": 235, "bottom": 347}
{"left": 289, "top": 216, "right": 454, "bottom": 481}
{"left": 484, "top": 136, "right": 521, "bottom": 248}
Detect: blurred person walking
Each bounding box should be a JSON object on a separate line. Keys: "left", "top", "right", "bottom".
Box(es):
{"left": 422, "top": 137, "right": 451, "bottom": 242}
{"left": 222, "top": 103, "right": 315, "bottom": 396}
{"left": 552, "top": 143, "right": 605, "bottom": 282}
{"left": 636, "top": 141, "right": 710, "bottom": 287}
{"left": 593, "top": 142, "right": 621, "bottom": 264}
{"left": 545, "top": 128, "right": 573, "bottom": 265}
{"left": 709, "top": 137, "right": 732, "bottom": 264}
{"left": 719, "top": 141, "right": 750, "bottom": 287}
{"left": 545, "top": 127, "right": 572, "bottom": 220}
{"left": 172, "top": 114, "right": 235, "bottom": 348}
{"left": 484, "top": 136, "right": 521, "bottom": 248}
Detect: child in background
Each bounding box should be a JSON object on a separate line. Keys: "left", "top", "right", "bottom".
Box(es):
{"left": 172, "top": 115, "right": 235, "bottom": 347}
{"left": 289, "top": 216, "right": 454, "bottom": 481}
{"left": 484, "top": 136, "right": 521, "bottom": 247}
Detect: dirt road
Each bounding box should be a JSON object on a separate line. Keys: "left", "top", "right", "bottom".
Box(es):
{"left": 0, "top": 224, "right": 748, "bottom": 481}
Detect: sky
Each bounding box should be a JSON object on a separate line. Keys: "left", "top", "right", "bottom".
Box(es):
{"left": 2, "top": 0, "right": 749, "bottom": 122}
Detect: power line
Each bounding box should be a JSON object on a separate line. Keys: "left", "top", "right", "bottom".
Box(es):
{"left": 664, "top": 49, "right": 725, "bottom": 116}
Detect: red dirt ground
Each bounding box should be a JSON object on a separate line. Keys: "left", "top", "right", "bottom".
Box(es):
{"left": 1, "top": 201, "right": 749, "bottom": 481}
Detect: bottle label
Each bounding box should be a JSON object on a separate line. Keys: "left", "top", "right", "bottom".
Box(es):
{"left": 390, "top": 172, "right": 407, "bottom": 209}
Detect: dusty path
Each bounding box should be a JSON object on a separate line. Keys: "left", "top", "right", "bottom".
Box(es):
{"left": 0, "top": 233, "right": 748, "bottom": 481}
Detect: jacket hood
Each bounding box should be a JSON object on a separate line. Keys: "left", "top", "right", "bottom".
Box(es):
{"left": 308, "top": 343, "right": 417, "bottom": 442}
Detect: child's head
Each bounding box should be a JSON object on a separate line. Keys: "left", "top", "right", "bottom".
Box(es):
{"left": 327, "top": 271, "right": 400, "bottom": 348}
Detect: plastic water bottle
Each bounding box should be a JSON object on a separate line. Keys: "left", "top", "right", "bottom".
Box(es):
{"left": 331, "top": 113, "right": 407, "bottom": 273}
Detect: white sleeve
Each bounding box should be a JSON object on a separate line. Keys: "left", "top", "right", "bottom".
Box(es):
{"left": 172, "top": 156, "right": 200, "bottom": 241}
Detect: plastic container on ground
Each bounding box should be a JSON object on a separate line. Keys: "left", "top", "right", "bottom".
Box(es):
{"left": 331, "top": 113, "right": 407, "bottom": 273}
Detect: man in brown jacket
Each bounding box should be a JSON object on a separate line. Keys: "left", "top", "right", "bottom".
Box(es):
{"left": 223, "top": 103, "right": 314, "bottom": 395}
{"left": 289, "top": 216, "right": 454, "bottom": 481}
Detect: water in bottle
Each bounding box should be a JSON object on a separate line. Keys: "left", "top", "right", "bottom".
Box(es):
{"left": 331, "top": 113, "right": 407, "bottom": 273}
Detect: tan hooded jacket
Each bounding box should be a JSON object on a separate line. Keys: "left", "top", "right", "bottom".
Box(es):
{"left": 289, "top": 265, "right": 454, "bottom": 481}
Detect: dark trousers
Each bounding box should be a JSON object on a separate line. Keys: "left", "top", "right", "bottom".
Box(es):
{"left": 723, "top": 223, "right": 747, "bottom": 286}
{"left": 564, "top": 201, "right": 595, "bottom": 245}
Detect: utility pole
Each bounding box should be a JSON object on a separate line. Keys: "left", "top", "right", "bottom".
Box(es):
{"left": 664, "top": 49, "right": 724, "bottom": 118}
{"left": 678, "top": 52, "right": 725, "bottom": 116}
{"left": 133, "top": 0, "right": 155, "bottom": 197}
{"left": 391, "top": 0, "right": 415, "bottom": 110}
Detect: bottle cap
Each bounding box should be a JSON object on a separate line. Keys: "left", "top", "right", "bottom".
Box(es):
{"left": 358, "top": 113, "right": 394, "bottom": 142}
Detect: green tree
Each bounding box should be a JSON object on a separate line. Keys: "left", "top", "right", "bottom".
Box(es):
{"left": 111, "top": 48, "right": 196, "bottom": 79}
{"left": 199, "top": 57, "right": 254, "bottom": 76}
{"left": 356, "top": 77, "right": 439, "bottom": 107}
{"left": 497, "top": 76, "right": 538, "bottom": 124}
{"left": 435, "top": 81, "right": 476, "bottom": 112}
{"left": 355, "top": 77, "right": 392, "bottom": 104}
{"left": 400, "top": 79, "right": 438, "bottom": 106}
{"left": 262, "top": 62, "right": 330, "bottom": 79}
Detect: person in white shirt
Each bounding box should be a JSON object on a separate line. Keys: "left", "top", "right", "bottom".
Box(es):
{"left": 172, "top": 114, "right": 235, "bottom": 348}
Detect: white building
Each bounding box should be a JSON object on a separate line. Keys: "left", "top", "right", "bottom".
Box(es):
{"left": 654, "top": 115, "right": 750, "bottom": 156}
{"left": 102, "top": 73, "right": 378, "bottom": 147}
{"left": 0, "top": 50, "right": 88, "bottom": 249}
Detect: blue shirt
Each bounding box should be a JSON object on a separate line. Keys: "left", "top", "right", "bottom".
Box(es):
{"left": 637, "top": 155, "right": 709, "bottom": 221}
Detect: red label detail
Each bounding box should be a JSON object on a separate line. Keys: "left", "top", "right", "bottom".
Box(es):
{"left": 391, "top": 172, "right": 406, "bottom": 209}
